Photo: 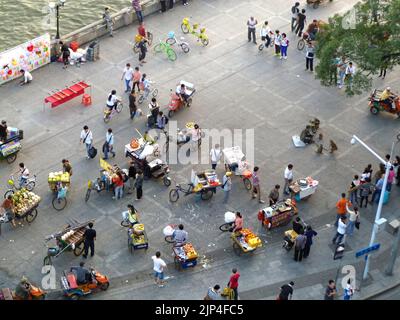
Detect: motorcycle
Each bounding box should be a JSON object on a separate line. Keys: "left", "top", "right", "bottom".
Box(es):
{"left": 103, "top": 100, "right": 123, "bottom": 123}
{"left": 168, "top": 80, "right": 196, "bottom": 118}
{"left": 1, "top": 279, "right": 46, "bottom": 300}
{"left": 369, "top": 89, "right": 400, "bottom": 117}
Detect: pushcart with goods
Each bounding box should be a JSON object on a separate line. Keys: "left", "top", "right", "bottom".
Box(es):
{"left": 222, "top": 146, "right": 253, "bottom": 190}
{"left": 173, "top": 243, "right": 198, "bottom": 270}
{"left": 127, "top": 223, "right": 149, "bottom": 253}
{"left": 258, "top": 199, "right": 298, "bottom": 230}
{"left": 231, "top": 228, "right": 262, "bottom": 256}
{"left": 48, "top": 171, "right": 70, "bottom": 211}
{"left": 0, "top": 128, "right": 23, "bottom": 164}
{"left": 289, "top": 177, "right": 319, "bottom": 201}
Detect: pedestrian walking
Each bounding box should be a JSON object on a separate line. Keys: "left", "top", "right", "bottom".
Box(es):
{"left": 251, "top": 166, "right": 265, "bottom": 203}
{"left": 358, "top": 177, "right": 372, "bottom": 208}
{"left": 303, "top": 225, "right": 317, "bottom": 258}
{"left": 127, "top": 160, "right": 136, "bottom": 194}
{"left": 222, "top": 171, "right": 232, "bottom": 204}
{"left": 332, "top": 216, "right": 347, "bottom": 245}
{"left": 394, "top": 156, "right": 400, "bottom": 186}
{"left": 102, "top": 128, "right": 116, "bottom": 160}
{"left": 62, "top": 159, "right": 73, "bottom": 176}
{"left": 337, "top": 56, "right": 347, "bottom": 88}
{"left": 305, "top": 42, "right": 314, "bottom": 71}
{"left": 152, "top": 251, "right": 167, "bottom": 287}
{"left": 204, "top": 285, "right": 221, "bottom": 300}
{"left": 329, "top": 56, "right": 340, "bottom": 85}
{"left": 103, "top": 7, "right": 114, "bottom": 37}
{"left": 324, "top": 280, "right": 337, "bottom": 300}
{"left": 335, "top": 193, "right": 350, "bottom": 226}
{"left": 268, "top": 184, "right": 280, "bottom": 206}
{"left": 348, "top": 175, "right": 360, "bottom": 205}
{"left": 82, "top": 222, "right": 96, "bottom": 258}
{"left": 274, "top": 30, "right": 282, "bottom": 56}
{"left": 132, "top": 67, "right": 141, "bottom": 93}
{"left": 387, "top": 166, "right": 395, "bottom": 192}
{"left": 210, "top": 144, "right": 222, "bottom": 170}
{"left": 345, "top": 62, "right": 356, "bottom": 90}
{"left": 80, "top": 125, "right": 93, "bottom": 159}
{"left": 60, "top": 41, "right": 70, "bottom": 69}
{"left": 371, "top": 174, "right": 384, "bottom": 203}
{"left": 247, "top": 16, "right": 258, "bottom": 44}
{"left": 280, "top": 33, "right": 289, "bottom": 60}
{"left": 373, "top": 163, "right": 385, "bottom": 184}
{"left": 284, "top": 164, "right": 293, "bottom": 195}
{"left": 132, "top": 0, "right": 143, "bottom": 23}
{"left": 343, "top": 279, "right": 354, "bottom": 300}
{"left": 138, "top": 39, "right": 148, "bottom": 66}
{"left": 121, "top": 63, "right": 134, "bottom": 93}
{"left": 260, "top": 21, "right": 272, "bottom": 48}
{"left": 227, "top": 268, "right": 240, "bottom": 300}
{"left": 112, "top": 171, "right": 124, "bottom": 200}
{"left": 129, "top": 91, "right": 138, "bottom": 119}
{"left": 346, "top": 204, "right": 359, "bottom": 236}
{"left": 379, "top": 63, "right": 388, "bottom": 79}
{"left": 277, "top": 281, "right": 294, "bottom": 300}
{"left": 295, "top": 9, "right": 306, "bottom": 37}
{"left": 294, "top": 231, "right": 306, "bottom": 262}
{"left": 135, "top": 170, "right": 144, "bottom": 200}
{"left": 291, "top": 2, "right": 300, "bottom": 32}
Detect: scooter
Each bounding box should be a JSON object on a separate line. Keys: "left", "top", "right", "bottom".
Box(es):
{"left": 1, "top": 279, "right": 46, "bottom": 300}
{"left": 168, "top": 80, "right": 196, "bottom": 118}
{"left": 369, "top": 89, "right": 400, "bottom": 117}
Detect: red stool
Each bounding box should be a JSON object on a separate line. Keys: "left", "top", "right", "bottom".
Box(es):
{"left": 82, "top": 94, "right": 92, "bottom": 106}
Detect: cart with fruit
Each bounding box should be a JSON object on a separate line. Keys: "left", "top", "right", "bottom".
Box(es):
{"left": 231, "top": 228, "right": 262, "bottom": 256}
{"left": 43, "top": 218, "right": 94, "bottom": 265}
{"left": 258, "top": 199, "right": 298, "bottom": 230}
{"left": 127, "top": 223, "right": 149, "bottom": 253}
{"left": 173, "top": 243, "right": 198, "bottom": 270}
{"left": 0, "top": 189, "right": 41, "bottom": 234}
{"left": 48, "top": 171, "right": 70, "bottom": 211}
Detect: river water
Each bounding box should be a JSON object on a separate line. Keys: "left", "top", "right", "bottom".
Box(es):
{"left": 0, "top": 0, "right": 129, "bottom": 52}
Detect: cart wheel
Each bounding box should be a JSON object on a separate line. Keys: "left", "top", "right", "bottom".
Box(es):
{"left": 243, "top": 178, "right": 252, "bottom": 191}
{"left": 85, "top": 189, "right": 91, "bottom": 202}
{"left": 181, "top": 23, "right": 190, "bottom": 34}
{"left": 233, "top": 242, "right": 242, "bottom": 256}
{"left": 100, "top": 282, "right": 110, "bottom": 291}
{"left": 370, "top": 106, "right": 379, "bottom": 115}
{"left": 201, "top": 38, "right": 209, "bottom": 46}
{"left": 4, "top": 190, "right": 14, "bottom": 199}
{"left": 116, "top": 102, "right": 123, "bottom": 113}
{"left": 168, "top": 110, "right": 174, "bottom": 118}
{"left": 174, "top": 256, "right": 182, "bottom": 270}
{"left": 186, "top": 98, "right": 193, "bottom": 107}
{"left": 121, "top": 219, "right": 131, "bottom": 227}
{"left": 163, "top": 176, "right": 171, "bottom": 187}
{"left": 201, "top": 189, "right": 213, "bottom": 201}
{"left": 152, "top": 89, "right": 159, "bottom": 98}
{"left": 73, "top": 243, "right": 84, "bottom": 256}
{"left": 128, "top": 238, "right": 133, "bottom": 253}
{"left": 169, "top": 189, "right": 179, "bottom": 202}
{"left": 303, "top": 195, "right": 312, "bottom": 200}
{"left": 25, "top": 181, "right": 35, "bottom": 191}
{"left": 165, "top": 235, "right": 175, "bottom": 244}
{"left": 69, "top": 294, "right": 80, "bottom": 300}
{"left": 52, "top": 196, "right": 67, "bottom": 211}
{"left": 258, "top": 43, "right": 264, "bottom": 51}
{"left": 6, "top": 153, "right": 17, "bottom": 164}
{"left": 25, "top": 208, "right": 38, "bottom": 223}
{"left": 297, "top": 39, "right": 305, "bottom": 51}
{"left": 219, "top": 223, "right": 233, "bottom": 232}
{"left": 43, "top": 255, "right": 52, "bottom": 266}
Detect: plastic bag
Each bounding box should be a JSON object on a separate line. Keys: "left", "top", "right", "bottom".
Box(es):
{"left": 121, "top": 210, "right": 129, "bottom": 221}
{"left": 224, "top": 211, "right": 236, "bottom": 223}
{"left": 163, "top": 225, "right": 174, "bottom": 236}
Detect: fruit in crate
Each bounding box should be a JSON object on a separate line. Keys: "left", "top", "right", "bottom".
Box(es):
{"left": 248, "top": 237, "right": 262, "bottom": 248}
{"left": 183, "top": 243, "right": 198, "bottom": 259}
{"left": 240, "top": 228, "right": 252, "bottom": 237}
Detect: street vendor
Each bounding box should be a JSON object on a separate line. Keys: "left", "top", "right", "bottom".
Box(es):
{"left": 292, "top": 217, "right": 304, "bottom": 235}
{"left": 268, "top": 184, "right": 280, "bottom": 206}
{"left": 172, "top": 224, "right": 188, "bottom": 246}
{"left": 1, "top": 195, "right": 16, "bottom": 227}
{"left": 233, "top": 212, "right": 243, "bottom": 233}
{"left": 127, "top": 204, "right": 139, "bottom": 226}
{"left": 62, "top": 159, "right": 73, "bottom": 176}
{"left": 0, "top": 120, "right": 7, "bottom": 142}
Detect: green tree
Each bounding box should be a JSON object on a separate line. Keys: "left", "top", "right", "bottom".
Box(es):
{"left": 315, "top": 0, "right": 400, "bottom": 96}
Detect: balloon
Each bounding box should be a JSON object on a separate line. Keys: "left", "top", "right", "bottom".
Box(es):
{"left": 7, "top": 70, "right": 12, "bottom": 75}
{"left": 27, "top": 44, "right": 34, "bottom": 52}
{"left": 11, "top": 59, "right": 18, "bottom": 66}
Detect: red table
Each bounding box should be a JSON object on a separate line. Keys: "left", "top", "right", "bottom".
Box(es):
{"left": 44, "top": 81, "right": 91, "bottom": 108}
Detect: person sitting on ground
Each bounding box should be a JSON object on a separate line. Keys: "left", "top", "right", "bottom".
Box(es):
{"left": 172, "top": 224, "right": 188, "bottom": 246}
{"left": 379, "top": 87, "right": 397, "bottom": 110}
{"left": 71, "top": 262, "right": 91, "bottom": 285}
{"left": 300, "top": 125, "right": 314, "bottom": 144}
{"left": 292, "top": 217, "right": 304, "bottom": 235}
{"left": 19, "top": 69, "right": 33, "bottom": 86}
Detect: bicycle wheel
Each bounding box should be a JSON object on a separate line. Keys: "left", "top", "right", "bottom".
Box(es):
{"left": 201, "top": 189, "right": 213, "bottom": 201}
{"left": 243, "top": 178, "right": 252, "bottom": 191}
{"left": 219, "top": 222, "right": 233, "bottom": 232}
{"left": 167, "top": 48, "right": 177, "bottom": 61}
{"left": 121, "top": 219, "right": 131, "bottom": 227}
{"left": 147, "top": 32, "right": 153, "bottom": 46}
{"left": 25, "top": 209, "right": 38, "bottom": 223}
{"left": 25, "top": 181, "right": 35, "bottom": 191}
{"left": 85, "top": 189, "right": 91, "bottom": 202}
{"left": 138, "top": 94, "right": 145, "bottom": 104}
{"left": 166, "top": 37, "right": 176, "bottom": 45}
{"left": 258, "top": 43, "right": 264, "bottom": 51}
{"left": 297, "top": 39, "right": 305, "bottom": 51}
{"left": 186, "top": 98, "right": 193, "bottom": 107}
{"left": 43, "top": 255, "right": 52, "bottom": 266}
{"left": 201, "top": 38, "right": 209, "bottom": 46}
{"left": 73, "top": 243, "right": 84, "bottom": 256}
{"left": 52, "top": 196, "right": 67, "bottom": 211}
{"left": 4, "top": 189, "right": 14, "bottom": 199}
{"left": 116, "top": 102, "right": 123, "bottom": 113}
{"left": 181, "top": 23, "right": 190, "bottom": 34}
{"left": 152, "top": 89, "right": 159, "bottom": 98}
{"left": 165, "top": 235, "right": 175, "bottom": 243}
{"left": 169, "top": 189, "right": 179, "bottom": 202}
{"left": 154, "top": 43, "right": 164, "bottom": 53}
{"left": 181, "top": 43, "right": 190, "bottom": 53}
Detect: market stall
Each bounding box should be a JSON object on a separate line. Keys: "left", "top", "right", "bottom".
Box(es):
{"left": 127, "top": 223, "right": 149, "bottom": 253}
{"left": 222, "top": 146, "right": 252, "bottom": 190}
{"left": 231, "top": 228, "right": 262, "bottom": 255}
{"left": 289, "top": 177, "right": 319, "bottom": 201}
{"left": 173, "top": 243, "right": 198, "bottom": 270}
{"left": 258, "top": 199, "right": 298, "bottom": 230}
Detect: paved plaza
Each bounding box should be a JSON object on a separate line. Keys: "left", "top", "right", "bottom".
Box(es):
{"left": 0, "top": 0, "right": 400, "bottom": 300}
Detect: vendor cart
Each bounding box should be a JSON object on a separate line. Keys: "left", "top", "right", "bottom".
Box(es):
{"left": 222, "top": 146, "right": 253, "bottom": 190}
{"left": 258, "top": 199, "right": 298, "bottom": 230}
{"left": 48, "top": 171, "right": 70, "bottom": 211}
{"left": 173, "top": 243, "right": 198, "bottom": 270}
{"left": 289, "top": 177, "right": 319, "bottom": 201}
{"left": 43, "top": 218, "right": 95, "bottom": 266}
{"left": 0, "top": 128, "right": 23, "bottom": 164}
{"left": 169, "top": 169, "right": 221, "bottom": 202}
{"left": 127, "top": 223, "right": 149, "bottom": 253}
{"left": 231, "top": 228, "right": 262, "bottom": 256}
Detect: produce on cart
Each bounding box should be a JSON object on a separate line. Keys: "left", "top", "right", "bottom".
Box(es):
{"left": 11, "top": 189, "right": 41, "bottom": 216}
{"left": 289, "top": 177, "right": 319, "bottom": 201}
{"left": 222, "top": 146, "right": 252, "bottom": 190}
{"left": 191, "top": 169, "right": 221, "bottom": 190}
{"left": 231, "top": 228, "right": 262, "bottom": 255}
{"left": 127, "top": 223, "right": 149, "bottom": 252}
{"left": 258, "top": 199, "right": 298, "bottom": 230}
{"left": 173, "top": 243, "right": 198, "bottom": 269}
{"left": 48, "top": 171, "right": 70, "bottom": 191}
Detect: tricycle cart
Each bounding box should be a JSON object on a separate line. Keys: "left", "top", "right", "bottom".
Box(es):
{"left": 0, "top": 128, "right": 23, "bottom": 164}
{"left": 48, "top": 171, "right": 70, "bottom": 211}
{"left": 43, "top": 218, "right": 95, "bottom": 265}
{"left": 173, "top": 243, "right": 198, "bottom": 270}
{"left": 127, "top": 223, "right": 149, "bottom": 253}
{"left": 289, "top": 177, "right": 319, "bottom": 201}
{"left": 258, "top": 199, "right": 298, "bottom": 230}
{"left": 231, "top": 228, "right": 262, "bottom": 256}
{"left": 222, "top": 146, "right": 252, "bottom": 190}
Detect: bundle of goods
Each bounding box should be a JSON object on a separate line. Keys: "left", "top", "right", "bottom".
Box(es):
{"left": 0, "top": 140, "right": 21, "bottom": 157}
{"left": 237, "top": 228, "right": 262, "bottom": 250}
{"left": 12, "top": 189, "right": 41, "bottom": 215}
{"left": 129, "top": 224, "right": 147, "bottom": 244}
{"left": 174, "top": 243, "right": 198, "bottom": 260}
{"left": 48, "top": 172, "right": 70, "bottom": 188}
{"left": 191, "top": 170, "right": 221, "bottom": 189}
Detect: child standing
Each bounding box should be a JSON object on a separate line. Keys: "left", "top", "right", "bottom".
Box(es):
{"left": 274, "top": 30, "right": 282, "bottom": 57}
{"left": 280, "top": 33, "right": 289, "bottom": 60}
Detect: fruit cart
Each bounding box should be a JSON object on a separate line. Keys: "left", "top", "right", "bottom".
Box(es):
{"left": 0, "top": 190, "right": 41, "bottom": 234}
{"left": 289, "top": 177, "right": 319, "bottom": 201}
{"left": 43, "top": 218, "right": 95, "bottom": 265}
{"left": 231, "top": 228, "right": 262, "bottom": 256}
{"left": 173, "top": 243, "right": 198, "bottom": 270}
{"left": 222, "top": 146, "right": 253, "bottom": 190}
{"left": 127, "top": 223, "right": 149, "bottom": 253}
{"left": 0, "top": 128, "right": 23, "bottom": 164}
{"left": 48, "top": 171, "right": 70, "bottom": 211}
{"left": 258, "top": 199, "right": 298, "bottom": 230}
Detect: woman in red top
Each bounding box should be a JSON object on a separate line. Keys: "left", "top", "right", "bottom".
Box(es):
{"left": 1, "top": 195, "right": 16, "bottom": 227}
{"left": 112, "top": 172, "right": 125, "bottom": 200}
{"left": 232, "top": 212, "right": 243, "bottom": 233}
{"left": 228, "top": 268, "right": 240, "bottom": 300}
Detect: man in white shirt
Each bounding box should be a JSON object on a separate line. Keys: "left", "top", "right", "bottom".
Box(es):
{"left": 80, "top": 125, "right": 93, "bottom": 159}
{"left": 247, "top": 16, "right": 258, "bottom": 44}
{"left": 121, "top": 63, "right": 134, "bottom": 93}
{"left": 152, "top": 251, "right": 167, "bottom": 287}
{"left": 284, "top": 164, "right": 294, "bottom": 195}
{"left": 16, "top": 162, "right": 30, "bottom": 188}
{"left": 345, "top": 62, "right": 355, "bottom": 89}
{"left": 210, "top": 144, "right": 222, "bottom": 170}
{"left": 332, "top": 217, "right": 347, "bottom": 245}
{"left": 20, "top": 70, "right": 33, "bottom": 86}
{"left": 103, "top": 128, "right": 115, "bottom": 160}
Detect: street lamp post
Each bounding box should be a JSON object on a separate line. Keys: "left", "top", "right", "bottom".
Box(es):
{"left": 351, "top": 135, "right": 396, "bottom": 280}
{"left": 54, "top": 0, "right": 66, "bottom": 40}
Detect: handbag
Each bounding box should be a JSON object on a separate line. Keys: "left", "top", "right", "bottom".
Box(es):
{"left": 355, "top": 221, "right": 360, "bottom": 230}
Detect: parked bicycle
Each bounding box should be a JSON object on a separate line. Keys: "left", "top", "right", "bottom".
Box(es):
{"left": 181, "top": 17, "right": 209, "bottom": 46}
{"left": 104, "top": 100, "right": 123, "bottom": 123}
{"left": 219, "top": 221, "right": 235, "bottom": 232}
{"left": 4, "top": 174, "right": 36, "bottom": 198}
{"left": 166, "top": 31, "right": 190, "bottom": 53}
{"left": 138, "top": 81, "right": 158, "bottom": 104}
{"left": 154, "top": 40, "right": 177, "bottom": 61}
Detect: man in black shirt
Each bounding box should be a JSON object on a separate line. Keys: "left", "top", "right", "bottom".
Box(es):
{"left": 60, "top": 41, "right": 70, "bottom": 69}
{"left": 278, "top": 281, "right": 294, "bottom": 300}
{"left": 71, "top": 261, "right": 91, "bottom": 285}
{"left": 83, "top": 222, "right": 96, "bottom": 258}
{"left": 292, "top": 217, "right": 304, "bottom": 234}
{"left": 296, "top": 9, "right": 307, "bottom": 37}
{"left": 0, "top": 120, "right": 7, "bottom": 142}
{"left": 324, "top": 280, "right": 336, "bottom": 300}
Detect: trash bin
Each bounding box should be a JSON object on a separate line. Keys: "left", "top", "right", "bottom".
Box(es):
{"left": 86, "top": 41, "right": 100, "bottom": 61}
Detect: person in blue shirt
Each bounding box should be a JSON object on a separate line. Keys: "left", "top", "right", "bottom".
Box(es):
{"left": 303, "top": 225, "right": 317, "bottom": 258}
{"left": 371, "top": 175, "right": 384, "bottom": 203}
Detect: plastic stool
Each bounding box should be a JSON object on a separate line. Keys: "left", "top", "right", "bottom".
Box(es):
{"left": 82, "top": 94, "right": 92, "bottom": 106}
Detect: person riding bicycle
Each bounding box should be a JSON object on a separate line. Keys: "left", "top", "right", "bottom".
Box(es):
{"left": 176, "top": 83, "right": 190, "bottom": 103}
{"left": 172, "top": 224, "right": 188, "bottom": 246}
{"left": 106, "top": 90, "right": 119, "bottom": 112}
{"left": 71, "top": 261, "right": 92, "bottom": 285}
{"left": 306, "top": 20, "right": 319, "bottom": 41}
{"left": 140, "top": 73, "right": 151, "bottom": 97}
{"left": 15, "top": 277, "right": 31, "bottom": 300}
{"left": 127, "top": 204, "right": 140, "bottom": 226}
{"left": 14, "top": 162, "right": 30, "bottom": 188}
{"left": 232, "top": 212, "right": 243, "bottom": 234}
{"left": 380, "top": 87, "right": 397, "bottom": 111}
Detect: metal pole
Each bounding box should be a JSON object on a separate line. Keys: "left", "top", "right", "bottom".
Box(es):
{"left": 352, "top": 135, "right": 386, "bottom": 165}
{"left": 385, "top": 227, "right": 400, "bottom": 276}
{"left": 56, "top": 5, "right": 60, "bottom": 40}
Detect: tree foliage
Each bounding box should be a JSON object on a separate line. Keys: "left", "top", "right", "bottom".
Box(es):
{"left": 315, "top": 0, "right": 400, "bottom": 96}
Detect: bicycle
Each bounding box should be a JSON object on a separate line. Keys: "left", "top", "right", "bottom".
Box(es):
{"left": 258, "top": 33, "right": 274, "bottom": 51}
{"left": 154, "top": 40, "right": 177, "bottom": 61}
{"left": 181, "top": 17, "right": 209, "bottom": 46}
{"left": 103, "top": 100, "right": 123, "bottom": 123}
{"left": 85, "top": 178, "right": 106, "bottom": 202}
{"left": 138, "top": 81, "right": 158, "bottom": 104}
{"left": 133, "top": 31, "right": 153, "bottom": 54}
{"left": 166, "top": 31, "right": 190, "bottom": 54}
{"left": 52, "top": 182, "right": 67, "bottom": 211}
{"left": 169, "top": 183, "right": 214, "bottom": 203}
{"left": 4, "top": 174, "right": 37, "bottom": 198}
{"left": 219, "top": 221, "right": 234, "bottom": 232}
